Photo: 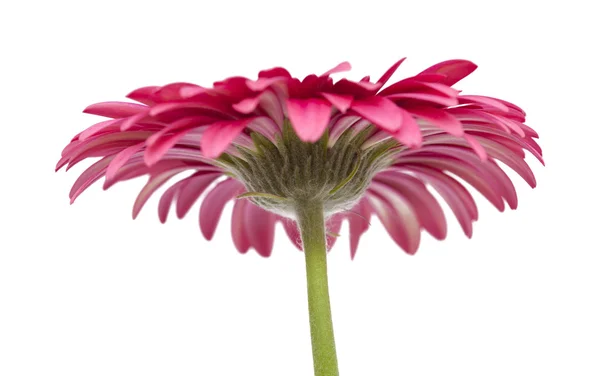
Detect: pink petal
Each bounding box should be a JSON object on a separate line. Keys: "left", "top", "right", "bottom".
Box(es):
{"left": 233, "top": 96, "right": 261, "bottom": 114}
{"left": 375, "top": 172, "right": 447, "bottom": 240}
{"left": 321, "top": 92, "right": 353, "bottom": 113}
{"left": 418, "top": 60, "right": 478, "bottom": 86}
{"left": 244, "top": 202, "right": 277, "bottom": 257}
{"left": 407, "top": 107, "right": 464, "bottom": 136}
{"left": 321, "top": 61, "right": 352, "bottom": 76}
{"left": 281, "top": 218, "right": 302, "bottom": 250}
{"left": 404, "top": 165, "right": 477, "bottom": 238}
{"left": 106, "top": 142, "right": 145, "bottom": 181}
{"left": 377, "top": 58, "right": 406, "bottom": 85}
{"left": 459, "top": 95, "right": 510, "bottom": 112}
{"left": 158, "top": 179, "right": 187, "bottom": 223}
{"left": 347, "top": 199, "right": 372, "bottom": 259}
{"left": 393, "top": 108, "right": 422, "bottom": 147}
{"left": 83, "top": 101, "right": 147, "bottom": 119}
{"left": 79, "top": 119, "right": 123, "bottom": 141}
{"left": 201, "top": 119, "right": 253, "bottom": 158}
{"left": 231, "top": 199, "right": 251, "bottom": 254}
{"left": 176, "top": 172, "right": 222, "bottom": 218}
{"left": 367, "top": 188, "right": 421, "bottom": 255}
{"left": 69, "top": 156, "right": 115, "bottom": 204}
{"left": 126, "top": 86, "right": 160, "bottom": 105}
{"left": 286, "top": 98, "right": 332, "bottom": 142}
{"left": 387, "top": 92, "right": 458, "bottom": 107}
{"left": 132, "top": 167, "right": 189, "bottom": 219}
{"left": 463, "top": 134, "right": 488, "bottom": 160}
{"left": 199, "top": 179, "right": 244, "bottom": 240}
{"left": 258, "top": 67, "right": 292, "bottom": 79}
{"left": 351, "top": 97, "right": 404, "bottom": 132}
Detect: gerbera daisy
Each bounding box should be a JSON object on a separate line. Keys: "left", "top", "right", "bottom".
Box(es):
{"left": 57, "top": 58, "right": 543, "bottom": 376}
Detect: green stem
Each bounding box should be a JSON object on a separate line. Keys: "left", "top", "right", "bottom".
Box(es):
{"left": 296, "top": 202, "right": 339, "bottom": 376}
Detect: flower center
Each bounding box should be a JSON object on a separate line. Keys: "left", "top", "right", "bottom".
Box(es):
{"left": 217, "top": 121, "right": 398, "bottom": 218}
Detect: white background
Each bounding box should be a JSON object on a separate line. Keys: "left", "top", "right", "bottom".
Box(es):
{"left": 1, "top": 0, "right": 598, "bottom": 375}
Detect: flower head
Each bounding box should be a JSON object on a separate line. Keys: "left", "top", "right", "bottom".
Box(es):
{"left": 57, "top": 58, "right": 543, "bottom": 258}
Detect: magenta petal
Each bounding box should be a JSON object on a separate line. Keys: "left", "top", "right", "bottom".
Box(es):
{"left": 321, "top": 61, "right": 352, "bottom": 76}
{"left": 176, "top": 172, "right": 222, "bottom": 219}
{"left": 126, "top": 86, "right": 160, "bottom": 105}
{"left": 201, "top": 119, "right": 253, "bottom": 158}
{"left": 348, "top": 199, "right": 371, "bottom": 259}
{"left": 106, "top": 142, "right": 145, "bottom": 181}
{"left": 244, "top": 203, "right": 277, "bottom": 257}
{"left": 158, "top": 180, "right": 186, "bottom": 223}
{"left": 351, "top": 97, "right": 404, "bottom": 132}
{"left": 79, "top": 119, "right": 123, "bottom": 141}
{"left": 405, "top": 166, "right": 477, "bottom": 238}
{"left": 418, "top": 60, "right": 478, "bottom": 86}
{"left": 199, "top": 179, "right": 244, "bottom": 240}
{"left": 408, "top": 107, "right": 464, "bottom": 136}
{"left": 132, "top": 167, "right": 188, "bottom": 219}
{"left": 231, "top": 199, "right": 251, "bottom": 254}
{"left": 393, "top": 109, "right": 422, "bottom": 147}
{"left": 69, "top": 156, "right": 114, "bottom": 204}
{"left": 377, "top": 58, "right": 406, "bottom": 85}
{"left": 321, "top": 92, "right": 353, "bottom": 113}
{"left": 246, "top": 76, "right": 286, "bottom": 92}
{"left": 286, "top": 98, "right": 332, "bottom": 142}
{"left": 463, "top": 134, "right": 488, "bottom": 160}
{"left": 84, "top": 101, "right": 147, "bottom": 119}
{"left": 459, "top": 95, "right": 510, "bottom": 112}
{"left": 375, "top": 172, "right": 447, "bottom": 240}
{"left": 258, "top": 67, "right": 292, "bottom": 79}
{"left": 367, "top": 188, "right": 421, "bottom": 255}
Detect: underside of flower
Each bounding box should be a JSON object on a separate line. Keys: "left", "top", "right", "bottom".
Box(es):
{"left": 57, "top": 57, "right": 544, "bottom": 258}
{"left": 219, "top": 121, "right": 397, "bottom": 218}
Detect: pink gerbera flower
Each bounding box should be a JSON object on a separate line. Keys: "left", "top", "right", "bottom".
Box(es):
{"left": 57, "top": 58, "right": 543, "bottom": 376}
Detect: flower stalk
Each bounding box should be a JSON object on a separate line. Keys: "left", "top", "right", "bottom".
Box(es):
{"left": 297, "top": 201, "right": 339, "bottom": 376}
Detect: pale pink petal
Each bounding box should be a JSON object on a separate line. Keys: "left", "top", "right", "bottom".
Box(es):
{"left": 199, "top": 179, "right": 244, "bottom": 240}
{"left": 321, "top": 92, "right": 353, "bottom": 113}
{"left": 351, "top": 97, "right": 404, "bottom": 132}
{"left": 232, "top": 96, "right": 262, "bottom": 114}
{"left": 286, "top": 98, "right": 332, "bottom": 142}
{"left": 321, "top": 61, "right": 352, "bottom": 76}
